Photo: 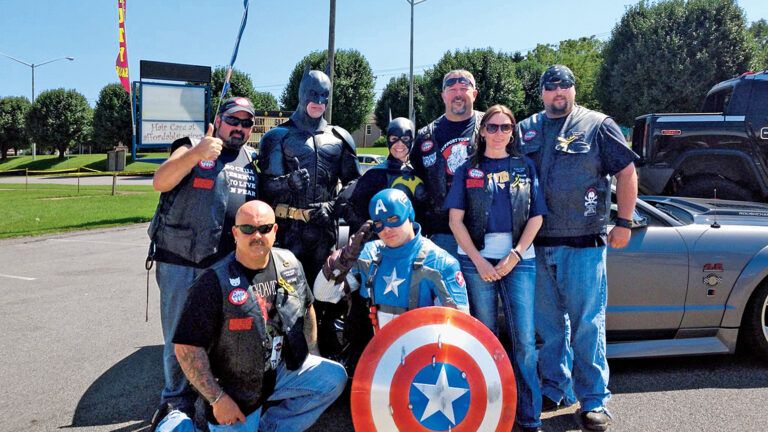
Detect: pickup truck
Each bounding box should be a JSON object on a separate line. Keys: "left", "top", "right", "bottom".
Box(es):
{"left": 632, "top": 70, "right": 768, "bottom": 201}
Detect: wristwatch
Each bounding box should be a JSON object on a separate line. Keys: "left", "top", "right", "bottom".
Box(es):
{"left": 614, "top": 217, "right": 632, "bottom": 229}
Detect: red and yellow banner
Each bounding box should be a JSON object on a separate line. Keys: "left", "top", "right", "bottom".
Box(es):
{"left": 115, "top": 0, "right": 130, "bottom": 93}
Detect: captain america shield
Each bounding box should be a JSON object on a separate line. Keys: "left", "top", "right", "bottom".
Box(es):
{"left": 351, "top": 307, "right": 516, "bottom": 431}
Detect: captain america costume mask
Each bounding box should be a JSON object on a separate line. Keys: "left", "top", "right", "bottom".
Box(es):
{"left": 369, "top": 188, "right": 415, "bottom": 233}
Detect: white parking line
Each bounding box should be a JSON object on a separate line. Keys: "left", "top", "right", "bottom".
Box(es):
{"left": 0, "top": 273, "right": 36, "bottom": 281}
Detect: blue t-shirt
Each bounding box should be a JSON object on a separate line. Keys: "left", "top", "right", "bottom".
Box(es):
{"left": 444, "top": 155, "right": 547, "bottom": 234}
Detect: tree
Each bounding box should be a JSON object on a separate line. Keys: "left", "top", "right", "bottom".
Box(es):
{"left": 512, "top": 58, "right": 547, "bottom": 121}
{"left": 421, "top": 48, "right": 524, "bottom": 123}
{"left": 209, "top": 66, "right": 278, "bottom": 117}
{"left": 597, "top": 0, "right": 753, "bottom": 125}
{"left": 25, "top": 89, "right": 92, "bottom": 159}
{"left": 281, "top": 50, "right": 375, "bottom": 133}
{"left": 524, "top": 37, "right": 605, "bottom": 113}
{"left": 92, "top": 83, "right": 132, "bottom": 152}
{"left": 373, "top": 74, "right": 428, "bottom": 132}
{"left": 0, "top": 96, "right": 32, "bottom": 159}
{"left": 749, "top": 19, "right": 768, "bottom": 70}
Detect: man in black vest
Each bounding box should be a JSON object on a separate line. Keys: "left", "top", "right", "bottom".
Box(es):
{"left": 518, "top": 65, "right": 638, "bottom": 431}
{"left": 155, "top": 200, "right": 346, "bottom": 431}
{"left": 148, "top": 97, "right": 259, "bottom": 422}
{"left": 258, "top": 68, "right": 360, "bottom": 358}
{"left": 410, "top": 69, "right": 483, "bottom": 258}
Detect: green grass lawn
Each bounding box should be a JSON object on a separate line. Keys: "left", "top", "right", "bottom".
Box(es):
{"left": 0, "top": 154, "right": 166, "bottom": 174}
{"left": 358, "top": 147, "right": 389, "bottom": 157}
{"left": 0, "top": 184, "right": 160, "bottom": 239}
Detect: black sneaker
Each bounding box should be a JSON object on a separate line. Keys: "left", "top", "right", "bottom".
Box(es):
{"left": 148, "top": 403, "right": 172, "bottom": 432}
{"left": 541, "top": 395, "right": 560, "bottom": 412}
{"left": 580, "top": 409, "right": 612, "bottom": 431}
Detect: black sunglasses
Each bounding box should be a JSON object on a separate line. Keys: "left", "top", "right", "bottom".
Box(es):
{"left": 443, "top": 76, "right": 474, "bottom": 89}
{"left": 222, "top": 116, "right": 255, "bottom": 128}
{"left": 388, "top": 135, "right": 412, "bottom": 144}
{"left": 235, "top": 223, "right": 274, "bottom": 235}
{"left": 484, "top": 123, "right": 514, "bottom": 134}
{"left": 542, "top": 80, "right": 574, "bottom": 91}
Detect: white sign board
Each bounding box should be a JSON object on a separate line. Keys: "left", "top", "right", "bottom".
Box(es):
{"left": 140, "top": 83, "right": 207, "bottom": 145}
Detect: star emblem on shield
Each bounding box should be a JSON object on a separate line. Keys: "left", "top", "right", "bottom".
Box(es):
{"left": 351, "top": 306, "right": 517, "bottom": 431}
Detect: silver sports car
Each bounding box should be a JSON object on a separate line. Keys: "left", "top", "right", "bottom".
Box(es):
{"left": 607, "top": 195, "right": 768, "bottom": 360}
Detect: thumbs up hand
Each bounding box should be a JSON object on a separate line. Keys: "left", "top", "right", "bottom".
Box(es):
{"left": 194, "top": 123, "right": 223, "bottom": 161}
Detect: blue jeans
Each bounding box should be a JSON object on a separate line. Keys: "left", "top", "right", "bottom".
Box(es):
{"left": 458, "top": 254, "right": 541, "bottom": 428}
{"left": 157, "top": 355, "right": 347, "bottom": 432}
{"left": 156, "top": 261, "right": 205, "bottom": 413}
{"left": 535, "top": 245, "right": 610, "bottom": 412}
{"left": 430, "top": 233, "right": 459, "bottom": 259}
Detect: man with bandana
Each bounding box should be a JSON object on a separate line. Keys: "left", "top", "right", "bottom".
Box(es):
{"left": 313, "top": 189, "right": 469, "bottom": 373}
{"left": 258, "top": 68, "right": 361, "bottom": 358}
{"left": 517, "top": 65, "right": 638, "bottom": 431}
{"left": 339, "top": 117, "right": 428, "bottom": 233}
{"left": 148, "top": 97, "right": 260, "bottom": 426}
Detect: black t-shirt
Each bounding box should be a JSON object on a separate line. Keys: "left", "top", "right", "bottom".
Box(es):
{"left": 173, "top": 258, "right": 279, "bottom": 355}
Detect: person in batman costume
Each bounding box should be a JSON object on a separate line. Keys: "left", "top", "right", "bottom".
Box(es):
{"left": 339, "top": 116, "right": 429, "bottom": 233}
{"left": 258, "top": 67, "right": 361, "bottom": 358}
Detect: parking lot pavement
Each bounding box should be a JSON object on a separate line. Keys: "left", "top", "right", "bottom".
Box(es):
{"left": 1, "top": 225, "right": 766, "bottom": 431}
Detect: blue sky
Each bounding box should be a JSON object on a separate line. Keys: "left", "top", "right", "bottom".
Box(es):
{"left": 1, "top": 0, "right": 766, "bottom": 106}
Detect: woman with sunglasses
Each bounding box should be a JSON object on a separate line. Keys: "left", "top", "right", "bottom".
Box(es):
{"left": 444, "top": 104, "right": 547, "bottom": 432}
{"left": 340, "top": 117, "right": 429, "bottom": 233}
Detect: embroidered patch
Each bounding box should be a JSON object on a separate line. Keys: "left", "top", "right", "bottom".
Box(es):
{"left": 228, "top": 317, "right": 253, "bottom": 331}
{"left": 523, "top": 130, "right": 537, "bottom": 141}
{"left": 198, "top": 160, "right": 216, "bottom": 170}
{"left": 423, "top": 153, "right": 437, "bottom": 167}
{"left": 442, "top": 141, "right": 469, "bottom": 175}
{"left": 234, "top": 97, "right": 250, "bottom": 106}
{"left": 192, "top": 177, "right": 214, "bottom": 190}
{"left": 229, "top": 277, "right": 241, "bottom": 287}
{"left": 421, "top": 140, "right": 434, "bottom": 152}
{"left": 468, "top": 168, "right": 484, "bottom": 179}
{"left": 455, "top": 271, "right": 465, "bottom": 287}
{"left": 584, "top": 187, "right": 598, "bottom": 217}
{"left": 280, "top": 269, "right": 297, "bottom": 278}
{"left": 228, "top": 288, "right": 249, "bottom": 305}
{"left": 466, "top": 179, "right": 484, "bottom": 188}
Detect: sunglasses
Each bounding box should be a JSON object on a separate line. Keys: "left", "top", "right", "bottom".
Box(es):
{"left": 388, "top": 135, "right": 412, "bottom": 144}
{"left": 443, "top": 76, "right": 474, "bottom": 89}
{"left": 234, "top": 223, "right": 274, "bottom": 235}
{"left": 484, "top": 123, "right": 514, "bottom": 134}
{"left": 542, "top": 80, "right": 574, "bottom": 91}
{"left": 222, "top": 116, "right": 255, "bottom": 128}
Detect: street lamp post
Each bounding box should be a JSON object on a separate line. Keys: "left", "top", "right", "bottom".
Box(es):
{"left": 407, "top": 0, "right": 427, "bottom": 129}
{"left": 0, "top": 52, "right": 75, "bottom": 160}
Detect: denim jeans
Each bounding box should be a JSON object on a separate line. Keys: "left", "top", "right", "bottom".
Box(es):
{"left": 458, "top": 254, "right": 541, "bottom": 428}
{"left": 430, "top": 233, "right": 459, "bottom": 259}
{"left": 534, "top": 245, "right": 610, "bottom": 412}
{"left": 155, "top": 261, "right": 206, "bottom": 413}
{"left": 157, "top": 355, "right": 347, "bottom": 432}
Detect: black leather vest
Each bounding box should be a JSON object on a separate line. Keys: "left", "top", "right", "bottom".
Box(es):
{"left": 207, "top": 249, "right": 309, "bottom": 418}
{"left": 148, "top": 145, "right": 258, "bottom": 265}
{"left": 463, "top": 157, "right": 531, "bottom": 251}
{"left": 518, "top": 106, "right": 609, "bottom": 237}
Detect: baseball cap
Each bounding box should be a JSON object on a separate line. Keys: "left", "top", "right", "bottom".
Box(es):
{"left": 218, "top": 97, "right": 255, "bottom": 116}
{"left": 539, "top": 65, "right": 576, "bottom": 89}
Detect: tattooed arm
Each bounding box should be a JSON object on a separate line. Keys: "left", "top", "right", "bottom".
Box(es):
{"left": 174, "top": 344, "right": 246, "bottom": 424}
{"left": 304, "top": 304, "right": 319, "bottom": 355}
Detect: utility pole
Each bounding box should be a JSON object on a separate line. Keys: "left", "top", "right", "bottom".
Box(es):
{"left": 326, "top": 0, "right": 336, "bottom": 124}
{"left": 407, "top": 0, "right": 427, "bottom": 129}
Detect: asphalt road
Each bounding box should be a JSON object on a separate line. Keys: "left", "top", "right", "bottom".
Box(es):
{"left": 0, "top": 225, "right": 766, "bottom": 431}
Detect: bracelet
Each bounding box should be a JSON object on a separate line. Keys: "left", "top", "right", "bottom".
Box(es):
{"left": 210, "top": 389, "right": 225, "bottom": 405}
{"left": 510, "top": 248, "right": 523, "bottom": 261}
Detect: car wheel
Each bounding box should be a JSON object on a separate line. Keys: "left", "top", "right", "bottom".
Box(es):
{"left": 739, "top": 282, "right": 768, "bottom": 360}
{"left": 677, "top": 176, "right": 757, "bottom": 201}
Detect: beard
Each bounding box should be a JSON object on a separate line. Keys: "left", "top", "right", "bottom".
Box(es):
{"left": 223, "top": 132, "right": 246, "bottom": 149}
{"left": 545, "top": 98, "right": 572, "bottom": 117}
{"left": 450, "top": 96, "right": 468, "bottom": 116}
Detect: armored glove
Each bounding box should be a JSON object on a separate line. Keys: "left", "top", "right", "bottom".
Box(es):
{"left": 321, "top": 220, "right": 374, "bottom": 283}
{"left": 308, "top": 201, "right": 334, "bottom": 226}
{"left": 287, "top": 168, "right": 310, "bottom": 191}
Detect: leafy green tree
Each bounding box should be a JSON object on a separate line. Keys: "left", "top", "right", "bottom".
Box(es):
{"left": 25, "top": 89, "right": 92, "bottom": 159}
{"left": 512, "top": 58, "right": 547, "bottom": 120}
{"left": 281, "top": 50, "right": 375, "bottom": 133}
{"left": 92, "top": 83, "right": 132, "bottom": 152}
{"left": 421, "top": 48, "right": 524, "bottom": 123}
{"left": 210, "top": 66, "right": 278, "bottom": 117}
{"left": 597, "top": 0, "right": 753, "bottom": 125}
{"left": 0, "top": 96, "right": 32, "bottom": 159}
{"left": 749, "top": 19, "right": 768, "bottom": 70}
{"left": 374, "top": 74, "right": 428, "bottom": 131}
